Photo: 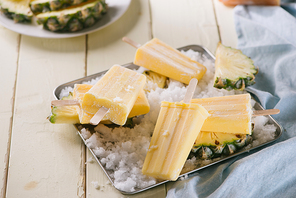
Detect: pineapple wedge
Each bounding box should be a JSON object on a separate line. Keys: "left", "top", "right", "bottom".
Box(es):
{"left": 36, "top": 0, "right": 107, "bottom": 32}
{"left": 29, "top": 0, "right": 88, "bottom": 14}
{"left": 143, "top": 70, "right": 167, "bottom": 92}
{"left": 0, "top": 0, "right": 33, "bottom": 22}
{"left": 214, "top": 42, "right": 258, "bottom": 90}
{"left": 191, "top": 131, "right": 252, "bottom": 159}
{"left": 48, "top": 93, "right": 80, "bottom": 124}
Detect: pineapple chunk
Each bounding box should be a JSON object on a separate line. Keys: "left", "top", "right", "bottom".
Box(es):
{"left": 0, "top": 0, "right": 33, "bottom": 22}
{"left": 48, "top": 93, "right": 80, "bottom": 124}
{"left": 214, "top": 42, "right": 258, "bottom": 90}
{"left": 191, "top": 131, "right": 252, "bottom": 159}
{"left": 143, "top": 70, "right": 167, "bottom": 92}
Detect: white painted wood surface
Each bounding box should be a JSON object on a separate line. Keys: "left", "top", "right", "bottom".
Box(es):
{"left": 213, "top": 0, "right": 238, "bottom": 48}
{"left": 0, "top": 0, "right": 237, "bottom": 197}
{"left": 0, "top": 25, "right": 19, "bottom": 198}
{"left": 150, "top": 0, "right": 220, "bottom": 54}
{"left": 5, "top": 36, "right": 86, "bottom": 198}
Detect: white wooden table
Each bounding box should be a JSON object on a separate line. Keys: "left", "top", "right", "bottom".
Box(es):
{"left": 0, "top": 0, "right": 237, "bottom": 197}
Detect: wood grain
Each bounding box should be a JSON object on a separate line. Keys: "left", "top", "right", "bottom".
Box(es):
{"left": 150, "top": 0, "right": 220, "bottom": 54}
{"left": 5, "top": 35, "right": 86, "bottom": 198}
{"left": 213, "top": 0, "right": 238, "bottom": 48}
{"left": 0, "top": 25, "right": 19, "bottom": 198}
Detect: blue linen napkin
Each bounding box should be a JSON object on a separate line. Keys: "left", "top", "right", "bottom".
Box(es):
{"left": 166, "top": 4, "right": 296, "bottom": 198}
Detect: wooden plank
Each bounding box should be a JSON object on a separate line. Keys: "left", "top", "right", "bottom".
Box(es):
{"left": 213, "top": 0, "right": 237, "bottom": 48}
{"left": 86, "top": 0, "right": 167, "bottom": 197}
{"left": 150, "top": 0, "right": 220, "bottom": 54}
{"left": 5, "top": 35, "right": 86, "bottom": 198}
{"left": 0, "top": 25, "right": 19, "bottom": 198}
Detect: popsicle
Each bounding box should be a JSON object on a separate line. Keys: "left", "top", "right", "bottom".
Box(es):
{"left": 73, "top": 84, "right": 94, "bottom": 124}
{"left": 142, "top": 79, "right": 210, "bottom": 181}
{"left": 81, "top": 65, "right": 146, "bottom": 126}
{"left": 190, "top": 94, "right": 252, "bottom": 134}
{"left": 122, "top": 37, "right": 207, "bottom": 84}
{"left": 72, "top": 84, "right": 150, "bottom": 124}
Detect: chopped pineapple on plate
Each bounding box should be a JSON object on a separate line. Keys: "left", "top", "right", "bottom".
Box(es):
{"left": 0, "top": 0, "right": 33, "bottom": 22}
{"left": 36, "top": 0, "right": 107, "bottom": 32}
{"left": 30, "top": 0, "right": 88, "bottom": 14}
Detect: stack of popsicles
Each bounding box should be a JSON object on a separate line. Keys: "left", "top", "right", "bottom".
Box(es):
{"left": 50, "top": 37, "right": 278, "bottom": 182}
{"left": 72, "top": 84, "right": 150, "bottom": 124}
{"left": 52, "top": 65, "right": 148, "bottom": 126}
{"left": 142, "top": 93, "right": 254, "bottom": 181}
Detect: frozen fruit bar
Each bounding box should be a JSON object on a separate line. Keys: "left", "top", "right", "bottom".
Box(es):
{"left": 73, "top": 84, "right": 150, "bottom": 124}
{"left": 73, "top": 84, "right": 96, "bottom": 124}
{"left": 142, "top": 101, "right": 209, "bottom": 181}
{"left": 81, "top": 65, "right": 146, "bottom": 125}
{"left": 133, "top": 38, "right": 207, "bottom": 84}
{"left": 191, "top": 94, "right": 253, "bottom": 134}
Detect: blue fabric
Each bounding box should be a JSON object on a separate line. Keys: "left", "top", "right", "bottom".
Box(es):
{"left": 166, "top": 4, "right": 296, "bottom": 198}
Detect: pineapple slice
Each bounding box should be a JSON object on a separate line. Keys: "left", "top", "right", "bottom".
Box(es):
{"left": 214, "top": 42, "right": 258, "bottom": 90}
{"left": 143, "top": 70, "right": 167, "bottom": 92}
{"left": 29, "top": 0, "right": 88, "bottom": 14}
{"left": 0, "top": 0, "right": 33, "bottom": 22}
{"left": 36, "top": 0, "right": 107, "bottom": 32}
{"left": 48, "top": 93, "right": 80, "bottom": 124}
{"left": 191, "top": 131, "right": 252, "bottom": 159}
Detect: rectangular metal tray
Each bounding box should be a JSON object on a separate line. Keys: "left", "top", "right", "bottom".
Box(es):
{"left": 53, "top": 45, "right": 283, "bottom": 195}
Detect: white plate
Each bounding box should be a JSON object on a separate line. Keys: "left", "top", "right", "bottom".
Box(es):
{"left": 0, "top": 0, "right": 131, "bottom": 38}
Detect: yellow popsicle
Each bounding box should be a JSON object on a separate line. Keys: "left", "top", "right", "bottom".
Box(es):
{"left": 142, "top": 101, "right": 209, "bottom": 181}
{"left": 191, "top": 94, "right": 253, "bottom": 134}
{"left": 133, "top": 38, "right": 207, "bottom": 84}
{"left": 81, "top": 65, "right": 146, "bottom": 125}
{"left": 73, "top": 84, "right": 150, "bottom": 124}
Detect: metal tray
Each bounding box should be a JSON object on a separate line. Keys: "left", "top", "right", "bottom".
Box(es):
{"left": 53, "top": 45, "right": 283, "bottom": 195}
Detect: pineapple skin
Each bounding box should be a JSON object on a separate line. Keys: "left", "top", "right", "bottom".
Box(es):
{"left": 214, "top": 76, "right": 257, "bottom": 91}
{"left": 36, "top": 0, "right": 107, "bottom": 32}
{"left": 191, "top": 132, "right": 252, "bottom": 159}
{"left": 213, "top": 42, "right": 258, "bottom": 90}
{"left": 0, "top": 0, "right": 33, "bottom": 23}
{"left": 0, "top": 7, "right": 32, "bottom": 22}
{"left": 29, "top": 0, "right": 88, "bottom": 14}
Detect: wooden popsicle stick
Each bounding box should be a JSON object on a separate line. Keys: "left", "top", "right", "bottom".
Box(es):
{"left": 90, "top": 107, "right": 109, "bottom": 125}
{"left": 51, "top": 99, "right": 79, "bottom": 106}
{"left": 183, "top": 78, "right": 198, "bottom": 103}
{"left": 253, "top": 109, "right": 280, "bottom": 117}
{"left": 122, "top": 37, "right": 141, "bottom": 48}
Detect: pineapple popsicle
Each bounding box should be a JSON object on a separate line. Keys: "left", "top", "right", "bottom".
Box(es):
{"left": 191, "top": 94, "right": 253, "bottom": 135}
{"left": 142, "top": 78, "right": 210, "bottom": 181}
{"left": 81, "top": 65, "right": 146, "bottom": 126}
{"left": 73, "top": 84, "right": 150, "bottom": 124}
{"left": 130, "top": 38, "right": 207, "bottom": 84}
{"left": 142, "top": 102, "right": 209, "bottom": 181}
